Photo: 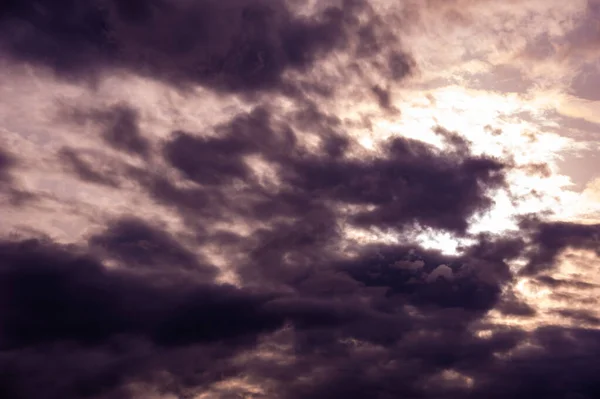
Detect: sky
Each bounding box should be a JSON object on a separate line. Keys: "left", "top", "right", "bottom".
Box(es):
{"left": 1, "top": 0, "right": 600, "bottom": 398}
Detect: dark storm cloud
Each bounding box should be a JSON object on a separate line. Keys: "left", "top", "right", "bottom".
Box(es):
{"left": 14, "top": 87, "right": 600, "bottom": 397}
{"left": 0, "top": 99, "right": 527, "bottom": 398}
{"left": 158, "top": 107, "right": 506, "bottom": 238}
{"left": 5, "top": 126, "right": 600, "bottom": 398}
{"left": 272, "top": 323, "right": 600, "bottom": 399}
{"left": 0, "top": 232, "right": 520, "bottom": 398}
{"left": 162, "top": 107, "right": 295, "bottom": 185}
{"left": 521, "top": 220, "right": 600, "bottom": 274}
{"left": 370, "top": 85, "right": 393, "bottom": 109}
{"left": 338, "top": 245, "right": 503, "bottom": 316}
{"left": 0, "top": 237, "right": 354, "bottom": 352}
{"left": 88, "top": 217, "right": 214, "bottom": 276}
{"left": 388, "top": 50, "right": 416, "bottom": 80}
{"left": 0, "top": 231, "right": 512, "bottom": 398}
{"left": 89, "top": 104, "right": 149, "bottom": 157}
{"left": 135, "top": 105, "right": 509, "bottom": 294}
{"left": 0, "top": 0, "right": 397, "bottom": 92}
{"left": 61, "top": 101, "right": 149, "bottom": 157}
{"left": 59, "top": 148, "right": 121, "bottom": 187}
{"left": 164, "top": 131, "right": 254, "bottom": 186}
{"left": 285, "top": 137, "right": 505, "bottom": 233}
{"left": 0, "top": 149, "right": 45, "bottom": 207}
{"left": 0, "top": 237, "right": 280, "bottom": 399}
{"left": 0, "top": 148, "right": 31, "bottom": 205}
{"left": 465, "top": 327, "right": 600, "bottom": 399}
{"left": 5, "top": 2, "right": 600, "bottom": 398}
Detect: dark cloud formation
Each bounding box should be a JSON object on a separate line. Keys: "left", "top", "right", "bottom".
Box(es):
{"left": 0, "top": 148, "right": 38, "bottom": 206}
{"left": 0, "top": 238, "right": 284, "bottom": 349}
{"left": 0, "top": 230, "right": 505, "bottom": 397}
{"left": 521, "top": 220, "right": 600, "bottom": 273}
{"left": 4, "top": 131, "right": 600, "bottom": 399}
{"left": 89, "top": 217, "right": 213, "bottom": 275}
{"left": 0, "top": 0, "right": 406, "bottom": 93}
{"left": 388, "top": 50, "right": 416, "bottom": 80}
{"left": 371, "top": 85, "right": 392, "bottom": 109}
{"left": 6, "top": 97, "right": 600, "bottom": 397}
{"left": 59, "top": 148, "right": 121, "bottom": 187}
{"left": 94, "top": 105, "right": 149, "bottom": 157}
{"left": 288, "top": 141, "right": 504, "bottom": 233}
{"left": 62, "top": 103, "right": 149, "bottom": 157}
{"left": 0, "top": 234, "right": 506, "bottom": 398}
{"left": 157, "top": 107, "right": 505, "bottom": 237}
{"left": 3, "top": 1, "right": 600, "bottom": 398}
{"left": 129, "top": 105, "right": 508, "bottom": 296}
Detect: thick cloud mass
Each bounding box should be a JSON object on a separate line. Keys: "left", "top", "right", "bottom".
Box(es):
{"left": 522, "top": 220, "right": 600, "bottom": 273}
{"left": 0, "top": 0, "right": 374, "bottom": 92}
{"left": 0, "top": 239, "right": 281, "bottom": 349}
{"left": 2, "top": 0, "right": 600, "bottom": 398}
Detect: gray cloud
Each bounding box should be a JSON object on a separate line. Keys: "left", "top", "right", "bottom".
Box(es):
{"left": 2, "top": 1, "right": 600, "bottom": 398}
{"left": 0, "top": 0, "right": 411, "bottom": 94}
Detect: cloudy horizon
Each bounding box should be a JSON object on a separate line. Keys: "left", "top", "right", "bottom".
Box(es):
{"left": 2, "top": 1, "right": 600, "bottom": 398}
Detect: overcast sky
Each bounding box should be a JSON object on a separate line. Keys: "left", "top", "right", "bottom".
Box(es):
{"left": 2, "top": 1, "right": 600, "bottom": 398}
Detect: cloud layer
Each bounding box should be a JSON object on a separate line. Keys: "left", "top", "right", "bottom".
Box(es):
{"left": 1, "top": 0, "right": 600, "bottom": 398}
